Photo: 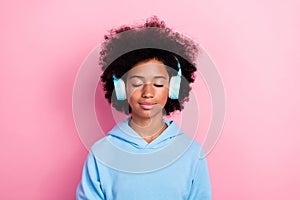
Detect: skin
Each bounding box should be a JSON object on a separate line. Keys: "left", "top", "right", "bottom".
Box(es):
{"left": 126, "top": 58, "right": 169, "bottom": 143}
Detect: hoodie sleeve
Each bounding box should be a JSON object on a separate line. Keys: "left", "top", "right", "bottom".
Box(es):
{"left": 188, "top": 157, "right": 212, "bottom": 200}
{"left": 76, "top": 152, "right": 105, "bottom": 200}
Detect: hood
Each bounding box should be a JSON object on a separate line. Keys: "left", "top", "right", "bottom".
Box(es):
{"left": 107, "top": 118, "right": 183, "bottom": 150}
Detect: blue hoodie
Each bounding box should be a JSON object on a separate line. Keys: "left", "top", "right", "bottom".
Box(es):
{"left": 76, "top": 118, "right": 212, "bottom": 200}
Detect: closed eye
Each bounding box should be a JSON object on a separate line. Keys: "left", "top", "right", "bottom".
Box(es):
{"left": 131, "top": 84, "right": 143, "bottom": 87}
{"left": 154, "top": 84, "right": 164, "bottom": 87}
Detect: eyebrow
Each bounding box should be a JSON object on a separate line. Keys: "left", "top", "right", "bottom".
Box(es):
{"left": 128, "top": 75, "right": 167, "bottom": 80}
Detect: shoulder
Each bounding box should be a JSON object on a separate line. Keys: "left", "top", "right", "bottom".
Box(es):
{"left": 89, "top": 121, "right": 125, "bottom": 152}
{"left": 177, "top": 134, "right": 205, "bottom": 160}
{"left": 90, "top": 136, "right": 112, "bottom": 154}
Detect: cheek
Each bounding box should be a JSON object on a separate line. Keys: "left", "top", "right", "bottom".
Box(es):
{"left": 127, "top": 89, "right": 140, "bottom": 105}
{"left": 158, "top": 88, "right": 169, "bottom": 104}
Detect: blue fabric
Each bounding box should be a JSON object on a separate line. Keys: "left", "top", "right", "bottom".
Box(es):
{"left": 76, "top": 118, "right": 212, "bottom": 200}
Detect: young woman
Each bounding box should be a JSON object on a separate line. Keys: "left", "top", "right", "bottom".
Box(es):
{"left": 76, "top": 16, "right": 212, "bottom": 200}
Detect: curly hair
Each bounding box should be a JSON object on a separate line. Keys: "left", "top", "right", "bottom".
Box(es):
{"left": 100, "top": 16, "right": 200, "bottom": 115}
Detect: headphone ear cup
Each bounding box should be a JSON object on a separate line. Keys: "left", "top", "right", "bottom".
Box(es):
{"left": 169, "top": 75, "right": 181, "bottom": 99}
{"left": 113, "top": 78, "right": 127, "bottom": 100}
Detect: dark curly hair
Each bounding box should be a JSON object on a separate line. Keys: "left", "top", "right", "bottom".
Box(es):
{"left": 100, "top": 16, "right": 200, "bottom": 115}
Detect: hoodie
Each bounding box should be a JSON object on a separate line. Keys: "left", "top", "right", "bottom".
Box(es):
{"left": 76, "top": 118, "right": 212, "bottom": 200}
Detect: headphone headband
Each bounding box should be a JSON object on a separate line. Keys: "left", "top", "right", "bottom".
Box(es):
{"left": 173, "top": 56, "right": 182, "bottom": 76}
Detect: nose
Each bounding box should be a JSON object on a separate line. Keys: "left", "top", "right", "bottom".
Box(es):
{"left": 141, "top": 83, "right": 154, "bottom": 98}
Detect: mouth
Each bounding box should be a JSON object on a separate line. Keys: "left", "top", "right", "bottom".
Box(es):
{"left": 139, "top": 102, "right": 156, "bottom": 110}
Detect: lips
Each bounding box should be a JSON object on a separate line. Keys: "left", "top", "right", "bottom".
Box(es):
{"left": 139, "top": 102, "right": 156, "bottom": 110}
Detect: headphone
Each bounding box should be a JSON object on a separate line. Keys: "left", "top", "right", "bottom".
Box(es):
{"left": 113, "top": 56, "right": 182, "bottom": 100}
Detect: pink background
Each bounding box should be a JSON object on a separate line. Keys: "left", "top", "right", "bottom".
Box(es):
{"left": 1, "top": 0, "right": 300, "bottom": 199}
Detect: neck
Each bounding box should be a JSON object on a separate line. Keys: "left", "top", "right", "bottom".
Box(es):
{"left": 129, "top": 114, "right": 167, "bottom": 143}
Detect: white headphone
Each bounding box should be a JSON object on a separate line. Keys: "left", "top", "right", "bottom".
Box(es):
{"left": 113, "top": 56, "right": 182, "bottom": 100}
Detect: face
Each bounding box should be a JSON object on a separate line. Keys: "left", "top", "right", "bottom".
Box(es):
{"left": 126, "top": 59, "right": 169, "bottom": 120}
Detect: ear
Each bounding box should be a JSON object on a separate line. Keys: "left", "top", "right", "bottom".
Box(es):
{"left": 168, "top": 56, "right": 182, "bottom": 99}
{"left": 169, "top": 75, "right": 181, "bottom": 99}
{"left": 113, "top": 75, "right": 127, "bottom": 100}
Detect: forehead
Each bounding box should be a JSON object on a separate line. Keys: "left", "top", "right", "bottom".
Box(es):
{"left": 127, "top": 59, "right": 169, "bottom": 78}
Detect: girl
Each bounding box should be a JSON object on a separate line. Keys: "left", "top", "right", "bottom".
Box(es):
{"left": 76, "top": 16, "right": 212, "bottom": 200}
